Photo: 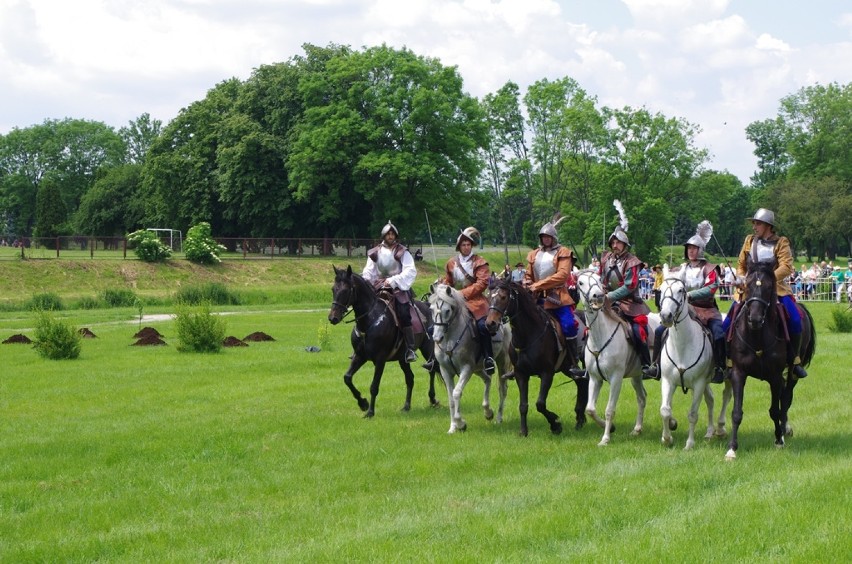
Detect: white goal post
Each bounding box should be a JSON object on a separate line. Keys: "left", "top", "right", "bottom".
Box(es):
{"left": 146, "top": 228, "right": 183, "bottom": 251}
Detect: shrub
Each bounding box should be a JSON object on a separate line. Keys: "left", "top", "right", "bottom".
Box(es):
{"left": 28, "top": 292, "right": 63, "bottom": 311}
{"left": 828, "top": 307, "right": 852, "bottom": 333}
{"left": 75, "top": 296, "right": 104, "bottom": 310}
{"left": 174, "top": 303, "right": 226, "bottom": 353}
{"left": 127, "top": 229, "right": 172, "bottom": 262}
{"left": 184, "top": 222, "right": 226, "bottom": 264}
{"left": 175, "top": 283, "right": 241, "bottom": 306}
{"left": 101, "top": 288, "right": 138, "bottom": 308}
{"left": 33, "top": 310, "right": 82, "bottom": 360}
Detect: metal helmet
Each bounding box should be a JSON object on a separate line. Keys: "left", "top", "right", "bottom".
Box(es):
{"left": 748, "top": 208, "right": 775, "bottom": 228}
{"left": 608, "top": 226, "right": 630, "bottom": 248}
{"left": 683, "top": 235, "right": 706, "bottom": 260}
{"left": 380, "top": 220, "right": 399, "bottom": 238}
{"left": 455, "top": 226, "right": 481, "bottom": 251}
{"left": 538, "top": 222, "right": 559, "bottom": 244}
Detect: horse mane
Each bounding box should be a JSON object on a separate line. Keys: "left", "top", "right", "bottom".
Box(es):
{"left": 430, "top": 282, "right": 468, "bottom": 315}
{"left": 335, "top": 265, "right": 375, "bottom": 299}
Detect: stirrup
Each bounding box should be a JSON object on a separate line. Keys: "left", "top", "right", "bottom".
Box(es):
{"left": 421, "top": 358, "right": 435, "bottom": 371}
{"left": 792, "top": 364, "right": 807, "bottom": 379}
{"left": 711, "top": 366, "right": 725, "bottom": 384}
{"left": 568, "top": 367, "right": 587, "bottom": 380}
{"left": 405, "top": 349, "right": 417, "bottom": 363}
{"left": 483, "top": 356, "right": 496, "bottom": 376}
{"left": 641, "top": 364, "right": 660, "bottom": 380}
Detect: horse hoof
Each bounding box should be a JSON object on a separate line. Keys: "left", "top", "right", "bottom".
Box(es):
{"left": 669, "top": 418, "right": 678, "bottom": 431}
{"left": 551, "top": 422, "right": 563, "bottom": 435}
{"left": 597, "top": 439, "right": 609, "bottom": 447}
{"left": 683, "top": 442, "right": 695, "bottom": 451}
{"left": 400, "top": 404, "right": 411, "bottom": 412}
{"left": 661, "top": 437, "right": 673, "bottom": 447}
{"left": 484, "top": 408, "right": 494, "bottom": 421}
{"left": 519, "top": 429, "right": 529, "bottom": 437}
{"left": 785, "top": 425, "right": 794, "bottom": 437}
{"left": 630, "top": 428, "right": 642, "bottom": 437}
{"left": 714, "top": 429, "right": 727, "bottom": 438}
{"left": 363, "top": 411, "right": 375, "bottom": 419}
{"left": 431, "top": 400, "right": 442, "bottom": 409}
{"left": 725, "top": 449, "right": 737, "bottom": 460}
{"left": 575, "top": 419, "right": 586, "bottom": 431}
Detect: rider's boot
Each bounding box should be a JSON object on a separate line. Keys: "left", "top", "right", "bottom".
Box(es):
{"left": 402, "top": 326, "right": 417, "bottom": 363}
{"left": 711, "top": 336, "right": 726, "bottom": 384}
{"left": 565, "top": 337, "right": 587, "bottom": 379}
{"left": 789, "top": 333, "right": 807, "bottom": 378}
{"left": 421, "top": 325, "right": 435, "bottom": 370}
{"left": 479, "top": 325, "right": 496, "bottom": 376}
{"left": 642, "top": 330, "right": 662, "bottom": 380}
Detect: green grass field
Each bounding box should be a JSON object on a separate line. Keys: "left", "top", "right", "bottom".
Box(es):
{"left": 2, "top": 260, "right": 851, "bottom": 562}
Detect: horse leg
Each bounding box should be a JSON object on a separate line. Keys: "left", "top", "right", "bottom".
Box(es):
{"left": 536, "top": 372, "right": 562, "bottom": 435}
{"left": 428, "top": 368, "right": 440, "bottom": 408}
{"left": 725, "top": 370, "right": 746, "bottom": 460}
{"left": 365, "top": 361, "right": 386, "bottom": 418}
{"left": 600, "top": 376, "right": 624, "bottom": 446}
{"left": 585, "top": 375, "right": 608, "bottom": 431}
{"left": 660, "top": 377, "right": 676, "bottom": 447}
{"left": 399, "top": 361, "right": 415, "bottom": 412}
{"left": 343, "top": 356, "right": 370, "bottom": 412}
{"left": 451, "top": 368, "right": 474, "bottom": 432}
{"left": 768, "top": 375, "right": 786, "bottom": 447}
{"left": 702, "top": 382, "right": 716, "bottom": 440}
{"left": 628, "top": 375, "right": 647, "bottom": 436}
{"left": 781, "top": 376, "right": 797, "bottom": 437}
{"left": 516, "top": 374, "right": 530, "bottom": 437}
{"left": 438, "top": 364, "right": 459, "bottom": 433}
{"left": 715, "top": 380, "right": 733, "bottom": 437}
{"left": 496, "top": 373, "right": 508, "bottom": 424}
{"left": 480, "top": 371, "right": 494, "bottom": 421}
{"left": 573, "top": 377, "right": 589, "bottom": 430}
{"left": 685, "top": 381, "right": 706, "bottom": 451}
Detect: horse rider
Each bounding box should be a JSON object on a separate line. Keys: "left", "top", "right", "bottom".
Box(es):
{"left": 362, "top": 220, "right": 418, "bottom": 363}
{"left": 722, "top": 208, "right": 807, "bottom": 378}
{"left": 524, "top": 217, "right": 585, "bottom": 378}
{"left": 600, "top": 225, "right": 655, "bottom": 379}
{"left": 645, "top": 221, "right": 726, "bottom": 383}
{"left": 440, "top": 227, "right": 497, "bottom": 376}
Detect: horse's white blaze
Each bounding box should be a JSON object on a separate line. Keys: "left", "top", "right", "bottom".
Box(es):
{"left": 576, "top": 271, "right": 647, "bottom": 446}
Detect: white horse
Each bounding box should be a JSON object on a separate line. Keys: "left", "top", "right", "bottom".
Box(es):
{"left": 429, "top": 283, "right": 512, "bottom": 433}
{"left": 657, "top": 273, "right": 733, "bottom": 449}
{"left": 575, "top": 270, "right": 661, "bottom": 446}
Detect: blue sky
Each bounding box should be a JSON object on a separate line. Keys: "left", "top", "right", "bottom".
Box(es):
{"left": 1, "top": 0, "right": 850, "bottom": 183}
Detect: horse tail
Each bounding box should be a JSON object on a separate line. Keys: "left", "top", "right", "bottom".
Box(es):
{"left": 800, "top": 304, "right": 816, "bottom": 367}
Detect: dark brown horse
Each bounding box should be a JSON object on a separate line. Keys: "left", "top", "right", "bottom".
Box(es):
{"left": 485, "top": 279, "right": 588, "bottom": 436}
{"left": 725, "top": 260, "right": 816, "bottom": 460}
{"left": 328, "top": 265, "right": 438, "bottom": 417}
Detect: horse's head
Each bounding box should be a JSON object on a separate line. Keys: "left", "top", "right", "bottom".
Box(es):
{"left": 743, "top": 259, "right": 777, "bottom": 331}
{"left": 429, "top": 283, "right": 462, "bottom": 344}
{"left": 486, "top": 278, "right": 517, "bottom": 334}
{"left": 658, "top": 276, "right": 687, "bottom": 328}
{"left": 328, "top": 265, "right": 356, "bottom": 325}
{"left": 575, "top": 270, "right": 606, "bottom": 311}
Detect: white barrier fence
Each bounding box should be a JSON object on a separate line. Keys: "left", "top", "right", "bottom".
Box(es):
{"left": 638, "top": 275, "right": 851, "bottom": 303}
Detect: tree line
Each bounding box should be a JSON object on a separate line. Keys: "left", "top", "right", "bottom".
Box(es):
{"left": 1, "top": 43, "right": 849, "bottom": 264}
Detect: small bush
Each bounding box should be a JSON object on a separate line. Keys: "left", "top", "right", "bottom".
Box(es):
{"left": 317, "top": 320, "right": 332, "bottom": 352}
{"left": 101, "top": 288, "right": 138, "bottom": 308}
{"left": 127, "top": 229, "right": 172, "bottom": 262}
{"left": 75, "top": 296, "right": 104, "bottom": 310}
{"left": 174, "top": 303, "right": 226, "bottom": 353}
{"left": 828, "top": 308, "right": 852, "bottom": 333}
{"left": 33, "top": 310, "right": 82, "bottom": 360}
{"left": 175, "top": 283, "right": 241, "bottom": 306}
{"left": 184, "top": 222, "right": 226, "bottom": 264}
{"left": 28, "top": 293, "right": 64, "bottom": 311}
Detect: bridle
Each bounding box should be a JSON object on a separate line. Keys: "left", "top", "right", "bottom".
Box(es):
{"left": 488, "top": 285, "right": 518, "bottom": 320}
{"left": 659, "top": 277, "right": 709, "bottom": 393}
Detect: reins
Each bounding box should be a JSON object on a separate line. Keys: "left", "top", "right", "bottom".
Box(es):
{"left": 659, "top": 278, "right": 709, "bottom": 393}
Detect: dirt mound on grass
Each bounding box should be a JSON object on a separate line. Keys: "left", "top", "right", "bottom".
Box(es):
{"left": 3, "top": 334, "right": 32, "bottom": 344}
{"left": 223, "top": 336, "right": 248, "bottom": 347}
{"left": 132, "top": 334, "right": 167, "bottom": 346}
{"left": 243, "top": 331, "right": 275, "bottom": 341}
{"left": 134, "top": 327, "right": 162, "bottom": 339}
{"left": 79, "top": 327, "right": 97, "bottom": 338}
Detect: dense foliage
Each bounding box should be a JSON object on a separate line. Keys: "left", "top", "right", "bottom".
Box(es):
{"left": 33, "top": 310, "right": 82, "bottom": 360}
{"left": 126, "top": 229, "right": 172, "bottom": 262}
{"left": 174, "top": 303, "right": 226, "bottom": 353}
{"left": 184, "top": 222, "right": 226, "bottom": 264}
{"left": 1, "top": 44, "right": 849, "bottom": 263}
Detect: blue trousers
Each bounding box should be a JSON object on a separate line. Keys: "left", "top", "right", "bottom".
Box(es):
{"left": 549, "top": 305, "right": 578, "bottom": 339}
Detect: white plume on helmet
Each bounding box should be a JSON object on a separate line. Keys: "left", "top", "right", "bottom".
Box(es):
{"left": 684, "top": 219, "right": 713, "bottom": 260}
{"left": 539, "top": 212, "right": 566, "bottom": 244}
{"left": 608, "top": 199, "right": 630, "bottom": 247}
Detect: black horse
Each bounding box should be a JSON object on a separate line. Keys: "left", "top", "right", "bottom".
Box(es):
{"left": 328, "top": 265, "right": 438, "bottom": 417}
{"left": 725, "top": 260, "right": 816, "bottom": 460}
{"left": 485, "top": 279, "right": 589, "bottom": 436}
